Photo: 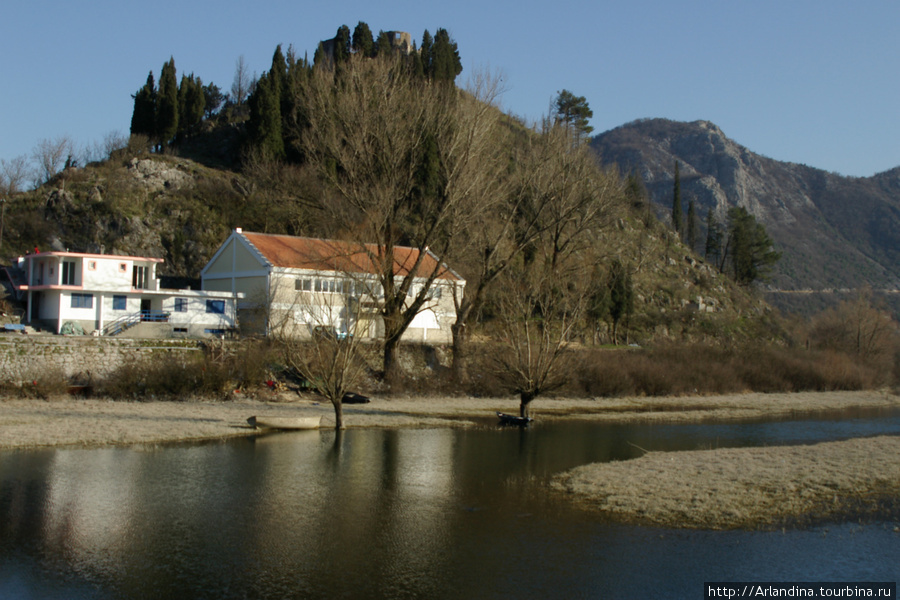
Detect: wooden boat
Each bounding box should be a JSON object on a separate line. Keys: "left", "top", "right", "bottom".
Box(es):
{"left": 497, "top": 412, "right": 533, "bottom": 426}
{"left": 247, "top": 415, "right": 322, "bottom": 430}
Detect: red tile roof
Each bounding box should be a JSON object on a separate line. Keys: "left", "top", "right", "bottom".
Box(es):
{"left": 240, "top": 232, "right": 461, "bottom": 281}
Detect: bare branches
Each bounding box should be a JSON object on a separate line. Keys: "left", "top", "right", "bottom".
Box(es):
{"left": 31, "top": 135, "right": 75, "bottom": 185}
{"left": 295, "top": 56, "right": 505, "bottom": 377}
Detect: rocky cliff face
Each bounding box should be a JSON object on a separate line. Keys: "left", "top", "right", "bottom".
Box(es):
{"left": 591, "top": 119, "right": 900, "bottom": 293}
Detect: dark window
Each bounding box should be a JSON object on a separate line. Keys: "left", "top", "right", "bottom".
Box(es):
{"left": 62, "top": 261, "right": 77, "bottom": 285}
{"left": 132, "top": 266, "right": 149, "bottom": 289}
{"left": 206, "top": 300, "right": 225, "bottom": 314}
{"left": 71, "top": 293, "right": 93, "bottom": 309}
{"left": 174, "top": 298, "right": 188, "bottom": 312}
{"left": 113, "top": 295, "right": 127, "bottom": 310}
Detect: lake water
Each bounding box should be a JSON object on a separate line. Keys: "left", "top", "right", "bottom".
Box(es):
{"left": 2, "top": 408, "right": 899, "bottom": 599}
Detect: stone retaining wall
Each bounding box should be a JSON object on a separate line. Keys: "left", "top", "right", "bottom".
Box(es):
{"left": 0, "top": 335, "right": 204, "bottom": 383}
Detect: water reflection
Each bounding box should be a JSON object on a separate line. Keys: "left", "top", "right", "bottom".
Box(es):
{"left": 2, "top": 410, "right": 899, "bottom": 599}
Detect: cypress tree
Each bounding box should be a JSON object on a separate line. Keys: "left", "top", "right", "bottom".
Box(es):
{"left": 156, "top": 58, "right": 179, "bottom": 148}
{"left": 607, "top": 259, "right": 634, "bottom": 345}
{"left": 130, "top": 71, "right": 156, "bottom": 139}
{"left": 177, "top": 74, "right": 205, "bottom": 141}
{"left": 248, "top": 72, "right": 284, "bottom": 160}
{"left": 705, "top": 208, "right": 722, "bottom": 267}
{"left": 333, "top": 25, "right": 351, "bottom": 64}
{"left": 374, "top": 30, "right": 393, "bottom": 57}
{"left": 419, "top": 30, "right": 434, "bottom": 77}
{"left": 282, "top": 47, "right": 310, "bottom": 162}
{"left": 672, "top": 161, "right": 683, "bottom": 235}
{"left": 686, "top": 198, "right": 697, "bottom": 252}
{"left": 352, "top": 21, "right": 375, "bottom": 57}
{"left": 431, "top": 28, "right": 462, "bottom": 82}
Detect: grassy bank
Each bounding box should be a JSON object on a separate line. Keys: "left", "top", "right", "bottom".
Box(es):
{"left": 552, "top": 436, "right": 900, "bottom": 530}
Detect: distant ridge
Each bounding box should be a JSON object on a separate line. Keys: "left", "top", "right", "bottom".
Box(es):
{"left": 591, "top": 119, "right": 900, "bottom": 304}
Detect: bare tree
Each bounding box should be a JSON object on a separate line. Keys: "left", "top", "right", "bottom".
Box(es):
{"left": 230, "top": 55, "right": 252, "bottom": 105}
{"left": 809, "top": 288, "right": 898, "bottom": 367}
{"left": 1, "top": 156, "right": 31, "bottom": 196}
{"left": 270, "top": 273, "right": 374, "bottom": 429}
{"left": 295, "top": 56, "right": 504, "bottom": 379}
{"left": 448, "top": 121, "right": 620, "bottom": 380}
{"left": 490, "top": 250, "right": 590, "bottom": 418}
{"left": 103, "top": 130, "right": 129, "bottom": 159}
{"left": 31, "top": 135, "right": 74, "bottom": 185}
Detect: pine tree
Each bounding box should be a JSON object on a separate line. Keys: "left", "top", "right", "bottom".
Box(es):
{"left": 156, "top": 58, "right": 179, "bottom": 148}
{"left": 202, "top": 82, "right": 224, "bottom": 119}
{"left": 672, "top": 161, "right": 683, "bottom": 235}
{"left": 352, "top": 21, "right": 375, "bottom": 57}
{"left": 553, "top": 90, "right": 594, "bottom": 140}
{"left": 130, "top": 71, "right": 156, "bottom": 139}
{"left": 725, "top": 206, "right": 781, "bottom": 285}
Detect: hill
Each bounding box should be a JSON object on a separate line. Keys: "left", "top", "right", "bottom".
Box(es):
{"left": 0, "top": 146, "right": 775, "bottom": 346}
{"left": 591, "top": 119, "right": 900, "bottom": 313}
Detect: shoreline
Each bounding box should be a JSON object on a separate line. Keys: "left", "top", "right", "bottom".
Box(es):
{"left": 3, "top": 390, "right": 899, "bottom": 531}
{"left": 1, "top": 390, "right": 898, "bottom": 450}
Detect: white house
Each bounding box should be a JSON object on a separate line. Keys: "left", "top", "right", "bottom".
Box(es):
{"left": 16, "top": 250, "right": 240, "bottom": 338}
{"left": 201, "top": 229, "right": 464, "bottom": 342}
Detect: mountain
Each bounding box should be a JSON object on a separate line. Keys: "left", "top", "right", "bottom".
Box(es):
{"left": 590, "top": 119, "right": 900, "bottom": 311}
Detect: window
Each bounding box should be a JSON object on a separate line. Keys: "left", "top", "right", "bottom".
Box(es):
{"left": 62, "top": 261, "right": 76, "bottom": 285}
{"left": 71, "top": 293, "right": 93, "bottom": 309}
{"left": 113, "top": 295, "right": 127, "bottom": 311}
{"left": 132, "top": 265, "right": 149, "bottom": 289}
{"left": 206, "top": 300, "right": 225, "bottom": 314}
{"left": 204, "top": 328, "right": 226, "bottom": 336}
{"left": 295, "top": 278, "right": 313, "bottom": 292}
{"left": 119, "top": 263, "right": 127, "bottom": 273}
{"left": 173, "top": 327, "right": 188, "bottom": 333}
{"left": 426, "top": 285, "right": 443, "bottom": 300}
{"left": 87, "top": 260, "right": 97, "bottom": 271}
{"left": 174, "top": 298, "right": 188, "bottom": 312}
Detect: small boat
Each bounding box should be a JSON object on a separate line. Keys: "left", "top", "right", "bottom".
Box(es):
{"left": 341, "top": 392, "right": 370, "bottom": 404}
{"left": 497, "top": 412, "right": 533, "bottom": 426}
{"left": 247, "top": 416, "right": 322, "bottom": 430}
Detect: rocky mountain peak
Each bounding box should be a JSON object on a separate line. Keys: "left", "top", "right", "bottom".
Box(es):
{"left": 591, "top": 119, "right": 900, "bottom": 297}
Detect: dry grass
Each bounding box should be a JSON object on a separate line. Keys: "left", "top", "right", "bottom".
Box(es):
{"left": 552, "top": 436, "right": 900, "bottom": 530}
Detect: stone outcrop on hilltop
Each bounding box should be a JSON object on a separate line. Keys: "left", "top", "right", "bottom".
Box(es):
{"left": 591, "top": 119, "right": 900, "bottom": 293}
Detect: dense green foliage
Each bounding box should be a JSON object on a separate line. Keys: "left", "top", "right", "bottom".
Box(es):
{"left": 553, "top": 89, "right": 593, "bottom": 139}
{"left": 724, "top": 206, "right": 782, "bottom": 285}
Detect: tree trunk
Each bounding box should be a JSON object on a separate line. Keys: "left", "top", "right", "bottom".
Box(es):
{"left": 332, "top": 397, "right": 345, "bottom": 430}
{"left": 519, "top": 392, "right": 534, "bottom": 418}
{"left": 382, "top": 335, "right": 400, "bottom": 384}
{"left": 450, "top": 320, "right": 469, "bottom": 383}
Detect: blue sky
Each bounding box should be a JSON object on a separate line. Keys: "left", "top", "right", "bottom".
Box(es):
{"left": 2, "top": 0, "right": 897, "bottom": 178}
